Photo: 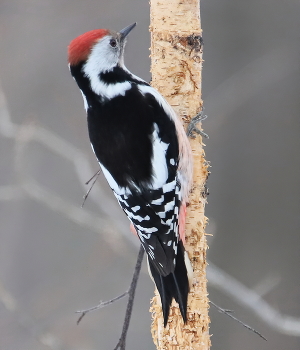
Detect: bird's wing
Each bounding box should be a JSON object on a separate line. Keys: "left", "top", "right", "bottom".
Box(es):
{"left": 114, "top": 178, "right": 181, "bottom": 277}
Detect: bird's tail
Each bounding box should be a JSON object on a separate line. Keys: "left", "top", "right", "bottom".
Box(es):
{"left": 148, "top": 241, "right": 192, "bottom": 326}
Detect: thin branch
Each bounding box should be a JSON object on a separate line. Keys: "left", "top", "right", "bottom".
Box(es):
{"left": 114, "top": 245, "right": 144, "bottom": 350}
{"left": 85, "top": 169, "right": 102, "bottom": 185}
{"left": 210, "top": 301, "right": 267, "bottom": 341}
{"left": 76, "top": 291, "right": 129, "bottom": 325}
{"left": 82, "top": 169, "right": 101, "bottom": 207}
{"left": 75, "top": 245, "right": 145, "bottom": 350}
{"left": 208, "top": 261, "right": 300, "bottom": 336}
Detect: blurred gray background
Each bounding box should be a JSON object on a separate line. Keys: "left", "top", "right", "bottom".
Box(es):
{"left": 0, "top": 0, "right": 299, "bottom": 349}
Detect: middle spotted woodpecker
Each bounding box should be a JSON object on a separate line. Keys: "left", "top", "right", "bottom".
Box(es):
{"left": 68, "top": 23, "right": 193, "bottom": 326}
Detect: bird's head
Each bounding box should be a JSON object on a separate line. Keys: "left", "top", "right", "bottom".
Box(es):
{"left": 68, "top": 23, "right": 136, "bottom": 72}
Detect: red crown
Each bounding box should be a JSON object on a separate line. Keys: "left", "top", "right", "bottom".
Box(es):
{"left": 68, "top": 29, "right": 109, "bottom": 66}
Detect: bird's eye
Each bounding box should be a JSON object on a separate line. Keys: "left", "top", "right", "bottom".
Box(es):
{"left": 110, "top": 39, "right": 117, "bottom": 47}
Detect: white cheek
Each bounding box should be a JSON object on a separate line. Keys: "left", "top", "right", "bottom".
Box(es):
{"left": 85, "top": 37, "right": 118, "bottom": 73}
{"left": 83, "top": 38, "right": 131, "bottom": 99}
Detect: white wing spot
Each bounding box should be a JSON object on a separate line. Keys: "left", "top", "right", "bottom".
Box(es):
{"left": 165, "top": 199, "right": 175, "bottom": 212}
{"left": 157, "top": 211, "right": 166, "bottom": 219}
{"left": 131, "top": 205, "right": 140, "bottom": 212}
{"left": 136, "top": 225, "right": 158, "bottom": 234}
{"left": 123, "top": 209, "right": 149, "bottom": 222}
{"left": 163, "top": 180, "right": 176, "bottom": 193}
{"left": 151, "top": 195, "right": 164, "bottom": 205}
{"left": 165, "top": 218, "right": 172, "bottom": 226}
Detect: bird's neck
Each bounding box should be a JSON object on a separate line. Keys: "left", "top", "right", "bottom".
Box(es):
{"left": 71, "top": 63, "right": 149, "bottom": 102}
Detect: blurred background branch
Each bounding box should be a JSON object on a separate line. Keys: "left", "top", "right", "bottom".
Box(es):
{"left": 207, "top": 262, "right": 300, "bottom": 336}
{"left": 0, "top": 86, "right": 136, "bottom": 255}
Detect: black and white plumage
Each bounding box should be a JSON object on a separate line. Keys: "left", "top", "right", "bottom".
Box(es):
{"left": 68, "top": 23, "right": 193, "bottom": 326}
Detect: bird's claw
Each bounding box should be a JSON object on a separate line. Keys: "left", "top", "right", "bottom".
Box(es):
{"left": 187, "top": 111, "right": 209, "bottom": 139}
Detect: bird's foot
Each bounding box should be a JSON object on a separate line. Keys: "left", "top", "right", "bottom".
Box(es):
{"left": 187, "top": 111, "right": 209, "bottom": 139}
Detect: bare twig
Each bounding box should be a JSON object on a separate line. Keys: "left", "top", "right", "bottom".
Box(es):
{"left": 85, "top": 169, "right": 102, "bottom": 185}
{"left": 82, "top": 169, "right": 101, "bottom": 207}
{"left": 76, "top": 291, "right": 129, "bottom": 325}
{"left": 208, "top": 261, "right": 300, "bottom": 336}
{"left": 76, "top": 245, "right": 145, "bottom": 350}
{"left": 114, "top": 245, "right": 144, "bottom": 350}
{"left": 210, "top": 301, "right": 267, "bottom": 341}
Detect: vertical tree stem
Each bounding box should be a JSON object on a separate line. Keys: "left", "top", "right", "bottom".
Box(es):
{"left": 149, "top": 0, "right": 210, "bottom": 349}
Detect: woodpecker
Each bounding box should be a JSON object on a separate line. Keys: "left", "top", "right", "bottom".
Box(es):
{"left": 68, "top": 23, "right": 193, "bottom": 326}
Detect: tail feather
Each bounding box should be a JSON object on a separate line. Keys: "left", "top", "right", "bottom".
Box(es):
{"left": 172, "top": 270, "right": 187, "bottom": 323}
{"left": 149, "top": 241, "right": 189, "bottom": 326}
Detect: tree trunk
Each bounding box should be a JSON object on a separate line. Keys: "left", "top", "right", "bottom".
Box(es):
{"left": 149, "top": 0, "right": 210, "bottom": 349}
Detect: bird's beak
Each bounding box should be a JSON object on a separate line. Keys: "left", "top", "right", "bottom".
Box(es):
{"left": 119, "top": 23, "right": 137, "bottom": 40}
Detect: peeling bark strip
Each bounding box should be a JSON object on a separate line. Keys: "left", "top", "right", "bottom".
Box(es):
{"left": 149, "top": 0, "right": 211, "bottom": 349}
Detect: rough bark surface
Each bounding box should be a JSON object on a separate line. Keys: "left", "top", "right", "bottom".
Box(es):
{"left": 149, "top": 0, "right": 210, "bottom": 349}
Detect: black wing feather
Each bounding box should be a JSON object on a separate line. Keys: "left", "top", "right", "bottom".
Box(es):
{"left": 114, "top": 179, "right": 181, "bottom": 276}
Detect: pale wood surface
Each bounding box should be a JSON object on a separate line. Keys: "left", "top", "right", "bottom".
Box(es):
{"left": 149, "top": 0, "right": 210, "bottom": 349}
